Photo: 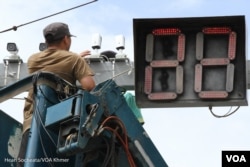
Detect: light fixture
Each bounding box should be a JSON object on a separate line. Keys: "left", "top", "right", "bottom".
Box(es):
{"left": 4, "top": 43, "right": 23, "bottom": 64}
{"left": 90, "top": 33, "right": 102, "bottom": 58}
{"left": 7, "top": 42, "right": 18, "bottom": 53}
{"left": 84, "top": 33, "right": 103, "bottom": 63}
{"left": 3, "top": 42, "right": 23, "bottom": 85}
{"left": 112, "top": 35, "right": 129, "bottom": 63}
{"left": 115, "top": 35, "right": 126, "bottom": 58}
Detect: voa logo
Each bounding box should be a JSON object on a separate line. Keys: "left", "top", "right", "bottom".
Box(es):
{"left": 226, "top": 155, "right": 247, "bottom": 163}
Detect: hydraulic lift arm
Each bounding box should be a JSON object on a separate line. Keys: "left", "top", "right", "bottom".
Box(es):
{"left": 0, "top": 72, "right": 168, "bottom": 167}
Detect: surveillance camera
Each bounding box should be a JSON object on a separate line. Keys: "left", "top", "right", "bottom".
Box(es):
{"left": 7, "top": 43, "right": 18, "bottom": 54}
{"left": 39, "top": 43, "right": 47, "bottom": 51}
{"left": 115, "top": 35, "right": 125, "bottom": 50}
{"left": 92, "top": 33, "right": 102, "bottom": 49}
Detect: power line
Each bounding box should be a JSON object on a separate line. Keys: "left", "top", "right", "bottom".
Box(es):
{"left": 0, "top": 0, "right": 98, "bottom": 33}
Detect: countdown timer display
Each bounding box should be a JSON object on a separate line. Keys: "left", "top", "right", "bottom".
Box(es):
{"left": 133, "top": 15, "right": 247, "bottom": 108}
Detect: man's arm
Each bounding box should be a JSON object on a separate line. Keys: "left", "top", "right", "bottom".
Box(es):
{"left": 79, "top": 75, "right": 95, "bottom": 91}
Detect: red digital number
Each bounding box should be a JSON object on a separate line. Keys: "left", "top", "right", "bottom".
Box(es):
{"left": 144, "top": 28, "right": 185, "bottom": 100}
{"left": 194, "top": 27, "right": 236, "bottom": 99}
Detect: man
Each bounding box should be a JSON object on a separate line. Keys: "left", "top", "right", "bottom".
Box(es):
{"left": 17, "top": 22, "right": 95, "bottom": 167}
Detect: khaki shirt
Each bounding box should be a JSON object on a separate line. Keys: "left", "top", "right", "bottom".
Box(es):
{"left": 23, "top": 49, "right": 94, "bottom": 133}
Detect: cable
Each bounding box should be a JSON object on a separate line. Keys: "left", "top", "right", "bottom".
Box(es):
{"left": 31, "top": 72, "right": 78, "bottom": 148}
{"left": 33, "top": 94, "right": 57, "bottom": 147}
{"left": 102, "top": 126, "right": 136, "bottom": 167}
{"left": 91, "top": 79, "right": 114, "bottom": 96}
{"left": 0, "top": 0, "right": 98, "bottom": 33}
{"left": 101, "top": 131, "right": 116, "bottom": 167}
{"left": 30, "top": 72, "right": 82, "bottom": 166}
{"left": 100, "top": 54, "right": 111, "bottom": 62}
{"left": 209, "top": 106, "right": 240, "bottom": 118}
{"left": 38, "top": 86, "right": 56, "bottom": 104}
{"left": 33, "top": 96, "right": 55, "bottom": 167}
{"left": 111, "top": 67, "right": 134, "bottom": 80}
{"left": 99, "top": 116, "right": 136, "bottom": 167}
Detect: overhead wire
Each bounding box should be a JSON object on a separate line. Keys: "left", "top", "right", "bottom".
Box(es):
{"left": 0, "top": 0, "right": 98, "bottom": 33}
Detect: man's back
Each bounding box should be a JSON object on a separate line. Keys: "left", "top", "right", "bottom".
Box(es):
{"left": 28, "top": 49, "right": 93, "bottom": 84}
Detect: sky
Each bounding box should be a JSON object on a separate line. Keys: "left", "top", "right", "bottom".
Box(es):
{"left": 0, "top": 0, "right": 250, "bottom": 167}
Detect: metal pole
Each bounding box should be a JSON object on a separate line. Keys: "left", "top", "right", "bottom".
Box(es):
{"left": 4, "top": 60, "right": 9, "bottom": 86}
{"left": 17, "top": 60, "right": 21, "bottom": 80}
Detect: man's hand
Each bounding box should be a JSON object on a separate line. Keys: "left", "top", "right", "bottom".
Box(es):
{"left": 79, "top": 50, "right": 91, "bottom": 57}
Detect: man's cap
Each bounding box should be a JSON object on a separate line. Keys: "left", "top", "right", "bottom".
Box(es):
{"left": 43, "top": 22, "right": 76, "bottom": 42}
